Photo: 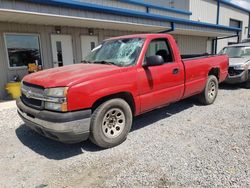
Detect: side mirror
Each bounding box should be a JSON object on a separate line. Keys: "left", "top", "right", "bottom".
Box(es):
{"left": 143, "top": 55, "right": 164, "bottom": 67}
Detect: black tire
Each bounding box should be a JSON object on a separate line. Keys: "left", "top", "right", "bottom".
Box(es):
{"left": 89, "top": 98, "right": 133, "bottom": 148}
{"left": 198, "top": 75, "right": 218, "bottom": 105}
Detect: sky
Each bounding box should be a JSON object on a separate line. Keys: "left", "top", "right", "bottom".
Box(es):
{"left": 227, "top": 0, "right": 250, "bottom": 10}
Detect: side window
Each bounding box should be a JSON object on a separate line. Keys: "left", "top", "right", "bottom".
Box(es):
{"left": 145, "top": 38, "right": 173, "bottom": 63}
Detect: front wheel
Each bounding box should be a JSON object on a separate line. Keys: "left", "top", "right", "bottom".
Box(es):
{"left": 198, "top": 75, "right": 219, "bottom": 105}
{"left": 89, "top": 98, "right": 132, "bottom": 148}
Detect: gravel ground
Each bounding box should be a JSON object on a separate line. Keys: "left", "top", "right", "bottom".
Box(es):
{"left": 0, "top": 85, "right": 249, "bottom": 188}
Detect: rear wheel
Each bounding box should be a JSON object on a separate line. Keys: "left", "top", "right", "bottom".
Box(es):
{"left": 89, "top": 98, "right": 132, "bottom": 148}
{"left": 198, "top": 75, "right": 218, "bottom": 105}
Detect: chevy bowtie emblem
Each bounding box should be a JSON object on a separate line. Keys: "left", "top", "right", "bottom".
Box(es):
{"left": 26, "top": 90, "right": 32, "bottom": 98}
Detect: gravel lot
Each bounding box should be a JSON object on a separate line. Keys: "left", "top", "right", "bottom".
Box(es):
{"left": 0, "top": 85, "right": 249, "bottom": 188}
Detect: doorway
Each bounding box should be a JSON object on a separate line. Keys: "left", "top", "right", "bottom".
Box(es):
{"left": 81, "top": 35, "right": 98, "bottom": 60}
{"left": 51, "top": 34, "right": 74, "bottom": 67}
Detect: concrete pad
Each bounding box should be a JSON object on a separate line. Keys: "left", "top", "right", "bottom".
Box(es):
{"left": 0, "top": 100, "right": 16, "bottom": 111}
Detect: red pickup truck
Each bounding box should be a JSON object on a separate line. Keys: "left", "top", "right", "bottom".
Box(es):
{"left": 17, "top": 34, "right": 228, "bottom": 148}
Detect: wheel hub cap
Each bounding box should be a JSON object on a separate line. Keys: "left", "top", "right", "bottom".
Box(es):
{"left": 102, "top": 108, "right": 125, "bottom": 138}
{"left": 208, "top": 81, "right": 216, "bottom": 99}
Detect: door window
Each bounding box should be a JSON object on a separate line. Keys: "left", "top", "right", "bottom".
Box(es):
{"left": 56, "top": 41, "right": 63, "bottom": 67}
{"left": 4, "top": 33, "right": 42, "bottom": 68}
{"left": 90, "top": 42, "right": 96, "bottom": 50}
{"left": 146, "top": 38, "right": 173, "bottom": 63}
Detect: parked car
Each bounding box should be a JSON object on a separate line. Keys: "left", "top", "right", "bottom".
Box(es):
{"left": 17, "top": 34, "right": 229, "bottom": 148}
{"left": 219, "top": 43, "right": 250, "bottom": 88}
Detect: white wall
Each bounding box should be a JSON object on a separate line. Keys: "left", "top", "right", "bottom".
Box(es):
{"left": 190, "top": 0, "right": 217, "bottom": 24}
{"left": 173, "top": 35, "right": 209, "bottom": 55}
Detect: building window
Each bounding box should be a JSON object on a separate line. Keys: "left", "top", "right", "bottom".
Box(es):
{"left": 229, "top": 19, "right": 242, "bottom": 28}
{"left": 4, "top": 33, "right": 42, "bottom": 68}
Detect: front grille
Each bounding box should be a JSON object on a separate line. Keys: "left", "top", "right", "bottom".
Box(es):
{"left": 228, "top": 67, "right": 243, "bottom": 76}
{"left": 22, "top": 82, "right": 44, "bottom": 95}
{"left": 21, "top": 94, "right": 43, "bottom": 109}
{"left": 21, "top": 82, "right": 44, "bottom": 109}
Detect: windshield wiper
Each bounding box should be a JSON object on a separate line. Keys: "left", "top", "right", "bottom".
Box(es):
{"left": 93, "top": 61, "right": 119, "bottom": 66}
{"left": 81, "top": 60, "right": 93, "bottom": 64}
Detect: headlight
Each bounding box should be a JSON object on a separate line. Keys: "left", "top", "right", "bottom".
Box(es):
{"left": 44, "top": 87, "right": 68, "bottom": 112}
{"left": 234, "top": 63, "right": 249, "bottom": 70}
{"left": 44, "top": 102, "right": 67, "bottom": 112}
{"left": 44, "top": 87, "right": 68, "bottom": 97}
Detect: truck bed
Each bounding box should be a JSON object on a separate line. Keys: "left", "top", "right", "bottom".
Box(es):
{"left": 181, "top": 54, "right": 228, "bottom": 99}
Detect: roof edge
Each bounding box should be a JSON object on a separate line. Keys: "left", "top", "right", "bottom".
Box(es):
{"left": 27, "top": 0, "right": 241, "bottom": 32}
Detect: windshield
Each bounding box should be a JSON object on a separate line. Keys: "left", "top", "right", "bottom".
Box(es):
{"left": 219, "top": 46, "right": 250, "bottom": 58}
{"left": 83, "top": 38, "right": 144, "bottom": 67}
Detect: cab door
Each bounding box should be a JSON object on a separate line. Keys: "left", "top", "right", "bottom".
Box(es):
{"left": 137, "top": 38, "right": 185, "bottom": 113}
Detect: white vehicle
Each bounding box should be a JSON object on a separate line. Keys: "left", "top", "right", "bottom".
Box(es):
{"left": 219, "top": 43, "right": 250, "bottom": 88}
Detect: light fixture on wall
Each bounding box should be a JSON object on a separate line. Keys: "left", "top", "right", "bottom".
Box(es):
{"left": 88, "top": 28, "right": 94, "bottom": 36}
{"left": 55, "top": 26, "right": 61, "bottom": 34}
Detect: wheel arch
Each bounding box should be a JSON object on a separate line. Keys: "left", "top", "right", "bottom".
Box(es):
{"left": 91, "top": 92, "right": 136, "bottom": 116}
{"left": 208, "top": 67, "right": 220, "bottom": 80}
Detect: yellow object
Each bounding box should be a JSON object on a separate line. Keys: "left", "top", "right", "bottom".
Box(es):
{"left": 28, "top": 63, "right": 38, "bottom": 73}
{"left": 5, "top": 82, "right": 21, "bottom": 99}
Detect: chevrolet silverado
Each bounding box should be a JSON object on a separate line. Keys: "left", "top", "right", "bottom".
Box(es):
{"left": 17, "top": 34, "right": 229, "bottom": 148}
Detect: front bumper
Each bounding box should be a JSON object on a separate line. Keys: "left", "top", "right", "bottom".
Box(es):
{"left": 16, "top": 99, "right": 91, "bottom": 143}
{"left": 224, "top": 69, "right": 249, "bottom": 84}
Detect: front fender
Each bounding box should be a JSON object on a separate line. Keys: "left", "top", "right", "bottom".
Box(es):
{"left": 67, "top": 69, "right": 139, "bottom": 112}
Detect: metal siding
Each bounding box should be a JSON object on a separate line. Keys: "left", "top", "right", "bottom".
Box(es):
{"left": 190, "top": 0, "right": 217, "bottom": 24}
{"left": 217, "top": 3, "right": 250, "bottom": 52}
{"left": 173, "top": 34, "right": 208, "bottom": 55}
{"left": 144, "top": 0, "right": 190, "bottom": 11}
{"left": 149, "top": 8, "right": 188, "bottom": 19}
{"left": 77, "top": 0, "right": 146, "bottom": 12}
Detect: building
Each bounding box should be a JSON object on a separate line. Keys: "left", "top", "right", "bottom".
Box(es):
{"left": 0, "top": 0, "right": 249, "bottom": 99}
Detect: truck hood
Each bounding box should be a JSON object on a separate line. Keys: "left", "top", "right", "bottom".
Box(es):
{"left": 229, "top": 57, "right": 250, "bottom": 67}
{"left": 23, "top": 64, "right": 125, "bottom": 88}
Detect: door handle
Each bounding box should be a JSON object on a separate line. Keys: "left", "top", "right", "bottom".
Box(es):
{"left": 172, "top": 68, "right": 179, "bottom": 75}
